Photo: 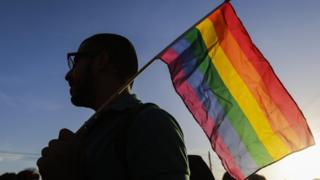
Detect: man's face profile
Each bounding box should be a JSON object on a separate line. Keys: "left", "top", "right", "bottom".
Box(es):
{"left": 64, "top": 34, "right": 138, "bottom": 110}
{"left": 65, "top": 42, "right": 97, "bottom": 108}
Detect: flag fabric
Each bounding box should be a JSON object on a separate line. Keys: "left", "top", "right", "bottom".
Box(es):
{"left": 158, "top": 2, "right": 314, "bottom": 179}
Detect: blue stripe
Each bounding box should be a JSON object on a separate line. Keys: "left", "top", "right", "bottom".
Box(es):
{"left": 170, "top": 36, "right": 258, "bottom": 174}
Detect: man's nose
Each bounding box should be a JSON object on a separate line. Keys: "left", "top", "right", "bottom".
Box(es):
{"left": 65, "top": 70, "right": 72, "bottom": 82}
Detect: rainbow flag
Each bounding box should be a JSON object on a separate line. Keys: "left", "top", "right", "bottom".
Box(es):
{"left": 158, "top": 2, "right": 314, "bottom": 179}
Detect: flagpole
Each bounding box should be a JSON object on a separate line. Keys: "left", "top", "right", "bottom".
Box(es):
{"left": 208, "top": 151, "right": 213, "bottom": 171}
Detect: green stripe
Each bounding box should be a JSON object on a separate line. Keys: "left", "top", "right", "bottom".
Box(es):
{"left": 184, "top": 28, "right": 273, "bottom": 166}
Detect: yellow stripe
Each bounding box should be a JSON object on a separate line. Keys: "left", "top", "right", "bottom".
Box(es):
{"left": 196, "top": 18, "right": 290, "bottom": 159}
{"left": 209, "top": 10, "right": 300, "bottom": 149}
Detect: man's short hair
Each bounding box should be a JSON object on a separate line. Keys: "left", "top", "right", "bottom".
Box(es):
{"left": 81, "top": 33, "right": 138, "bottom": 87}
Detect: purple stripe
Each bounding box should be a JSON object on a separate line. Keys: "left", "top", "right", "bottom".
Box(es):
{"left": 170, "top": 38, "right": 258, "bottom": 174}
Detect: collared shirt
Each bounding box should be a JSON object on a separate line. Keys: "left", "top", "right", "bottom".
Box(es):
{"left": 84, "top": 94, "right": 190, "bottom": 180}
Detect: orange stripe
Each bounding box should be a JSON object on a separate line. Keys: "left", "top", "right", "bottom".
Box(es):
{"left": 207, "top": 10, "right": 300, "bottom": 149}
{"left": 197, "top": 17, "right": 290, "bottom": 159}
{"left": 221, "top": 3, "right": 314, "bottom": 148}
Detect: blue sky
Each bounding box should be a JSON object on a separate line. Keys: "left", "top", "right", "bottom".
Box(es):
{"left": 1, "top": 0, "right": 320, "bottom": 179}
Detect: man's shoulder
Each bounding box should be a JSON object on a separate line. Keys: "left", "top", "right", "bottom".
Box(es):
{"left": 134, "top": 103, "right": 170, "bottom": 118}
{"left": 129, "top": 102, "right": 184, "bottom": 136}
{"left": 126, "top": 103, "right": 189, "bottom": 179}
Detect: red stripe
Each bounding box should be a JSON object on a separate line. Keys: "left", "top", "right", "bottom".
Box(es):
{"left": 160, "top": 48, "right": 177, "bottom": 65}
{"left": 220, "top": 3, "right": 314, "bottom": 147}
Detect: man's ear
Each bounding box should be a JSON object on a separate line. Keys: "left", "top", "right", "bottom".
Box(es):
{"left": 97, "top": 51, "right": 110, "bottom": 71}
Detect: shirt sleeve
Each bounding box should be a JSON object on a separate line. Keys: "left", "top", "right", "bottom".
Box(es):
{"left": 126, "top": 106, "right": 190, "bottom": 180}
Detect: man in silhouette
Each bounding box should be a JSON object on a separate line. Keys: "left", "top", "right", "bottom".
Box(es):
{"left": 37, "top": 33, "right": 190, "bottom": 180}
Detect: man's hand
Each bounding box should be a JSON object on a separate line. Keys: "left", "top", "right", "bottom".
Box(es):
{"left": 37, "top": 128, "right": 85, "bottom": 180}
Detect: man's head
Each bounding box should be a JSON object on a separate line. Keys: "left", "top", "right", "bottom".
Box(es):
{"left": 65, "top": 33, "right": 138, "bottom": 110}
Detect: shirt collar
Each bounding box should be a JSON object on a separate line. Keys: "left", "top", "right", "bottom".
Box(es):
{"left": 110, "top": 93, "right": 142, "bottom": 111}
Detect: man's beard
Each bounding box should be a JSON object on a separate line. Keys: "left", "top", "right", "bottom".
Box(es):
{"left": 70, "top": 74, "right": 95, "bottom": 108}
{"left": 71, "top": 89, "right": 94, "bottom": 108}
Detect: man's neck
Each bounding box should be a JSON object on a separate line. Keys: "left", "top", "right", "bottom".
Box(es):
{"left": 92, "top": 89, "right": 130, "bottom": 111}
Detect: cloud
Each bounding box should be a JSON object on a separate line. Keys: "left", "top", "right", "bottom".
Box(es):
{"left": 0, "top": 152, "right": 38, "bottom": 174}
{"left": 0, "top": 152, "right": 39, "bottom": 162}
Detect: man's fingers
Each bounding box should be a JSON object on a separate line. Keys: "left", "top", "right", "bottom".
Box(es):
{"left": 37, "top": 156, "right": 53, "bottom": 178}
{"left": 37, "top": 157, "right": 48, "bottom": 171}
{"left": 42, "top": 139, "right": 66, "bottom": 157}
{"left": 58, "top": 128, "right": 75, "bottom": 140}
{"left": 48, "top": 139, "right": 59, "bottom": 148}
{"left": 41, "top": 147, "right": 50, "bottom": 157}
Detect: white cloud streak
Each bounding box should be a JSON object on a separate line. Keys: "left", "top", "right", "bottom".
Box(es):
{"left": 0, "top": 152, "right": 39, "bottom": 162}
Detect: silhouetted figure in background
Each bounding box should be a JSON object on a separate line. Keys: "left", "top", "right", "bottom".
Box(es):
{"left": 36, "top": 34, "right": 190, "bottom": 180}
{"left": 0, "top": 169, "right": 39, "bottom": 180}
{"left": 222, "top": 171, "right": 234, "bottom": 180}
{"left": 188, "top": 155, "right": 215, "bottom": 180}
{"left": 222, "top": 171, "right": 266, "bottom": 180}
{"left": 248, "top": 174, "right": 266, "bottom": 180}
